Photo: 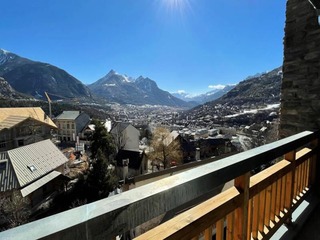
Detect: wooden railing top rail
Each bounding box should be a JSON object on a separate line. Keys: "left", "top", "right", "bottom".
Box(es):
{"left": 0, "top": 131, "right": 317, "bottom": 240}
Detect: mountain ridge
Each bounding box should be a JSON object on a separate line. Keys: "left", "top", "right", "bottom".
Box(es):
{"left": 88, "top": 70, "right": 194, "bottom": 107}
{"left": 172, "top": 84, "right": 236, "bottom": 104}
{"left": 0, "top": 49, "right": 92, "bottom": 100}
{"left": 0, "top": 49, "right": 282, "bottom": 110}
{"left": 184, "top": 66, "right": 282, "bottom": 119}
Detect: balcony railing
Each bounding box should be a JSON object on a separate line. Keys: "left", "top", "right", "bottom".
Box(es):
{"left": 0, "top": 131, "right": 319, "bottom": 240}
{"left": 136, "top": 131, "right": 319, "bottom": 240}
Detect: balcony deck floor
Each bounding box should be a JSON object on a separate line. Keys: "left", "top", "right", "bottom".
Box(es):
{"left": 270, "top": 192, "right": 320, "bottom": 240}
{"left": 294, "top": 202, "right": 320, "bottom": 240}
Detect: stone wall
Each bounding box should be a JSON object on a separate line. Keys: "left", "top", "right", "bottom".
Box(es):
{"left": 280, "top": 0, "right": 320, "bottom": 138}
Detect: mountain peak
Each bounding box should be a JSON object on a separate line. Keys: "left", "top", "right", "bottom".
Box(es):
{"left": 136, "top": 76, "right": 153, "bottom": 82}
{"left": 106, "top": 69, "right": 117, "bottom": 77}
{"left": 0, "top": 49, "right": 14, "bottom": 65}
{"left": 0, "top": 49, "right": 11, "bottom": 55}
{"left": 89, "top": 72, "right": 191, "bottom": 107}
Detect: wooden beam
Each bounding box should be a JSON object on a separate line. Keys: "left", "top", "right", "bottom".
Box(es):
{"left": 311, "top": 139, "right": 319, "bottom": 191}
{"left": 204, "top": 225, "right": 213, "bottom": 240}
{"left": 280, "top": 175, "right": 287, "bottom": 212}
{"left": 306, "top": 158, "right": 310, "bottom": 188}
{"left": 226, "top": 212, "right": 234, "bottom": 240}
{"left": 250, "top": 160, "right": 290, "bottom": 197}
{"left": 247, "top": 198, "right": 253, "bottom": 240}
{"left": 275, "top": 178, "right": 282, "bottom": 217}
{"left": 252, "top": 193, "right": 260, "bottom": 239}
{"left": 135, "top": 187, "right": 241, "bottom": 240}
{"left": 234, "top": 172, "right": 250, "bottom": 240}
{"left": 264, "top": 185, "right": 272, "bottom": 228}
{"left": 216, "top": 219, "right": 224, "bottom": 240}
{"left": 270, "top": 181, "right": 277, "bottom": 222}
{"left": 284, "top": 150, "right": 295, "bottom": 217}
{"left": 258, "top": 189, "right": 266, "bottom": 234}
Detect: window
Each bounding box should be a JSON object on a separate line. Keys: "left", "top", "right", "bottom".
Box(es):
{"left": 0, "top": 141, "right": 6, "bottom": 149}
{"left": 18, "top": 139, "right": 24, "bottom": 146}
{"left": 0, "top": 161, "right": 7, "bottom": 171}
{"left": 27, "top": 165, "right": 37, "bottom": 172}
{"left": 67, "top": 124, "right": 70, "bottom": 129}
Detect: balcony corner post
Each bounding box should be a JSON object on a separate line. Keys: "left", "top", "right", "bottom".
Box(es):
{"left": 234, "top": 172, "right": 250, "bottom": 240}
{"left": 314, "top": 134, "right": 320, "bottom": 196}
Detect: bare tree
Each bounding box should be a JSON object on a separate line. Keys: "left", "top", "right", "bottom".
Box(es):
{"left": 0, "top": 190, "right": 31, "bottom": 230}
{"left": 112, "top": 125, "right": 128, "bottom": 152}
{"left": 149, "top": 127, "right": 183, "bottom": 169}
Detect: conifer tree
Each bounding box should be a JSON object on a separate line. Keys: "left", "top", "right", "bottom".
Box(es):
{"left": 86, "top": 149, "right": 118, "bottom": 200}
{"left": 90, "top": 119, "right": 115, "bottom": 160}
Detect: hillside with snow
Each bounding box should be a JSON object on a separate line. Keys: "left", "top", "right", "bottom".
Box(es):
{"left": 88, "top": 70, "right": 194, "bottom": 108}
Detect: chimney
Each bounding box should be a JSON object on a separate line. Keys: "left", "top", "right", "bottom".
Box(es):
{"left": 122, "top": 158, "right": 129, "bottom": 183}
{"left": 196, "top": 148, "right": 200, "bottom": 161}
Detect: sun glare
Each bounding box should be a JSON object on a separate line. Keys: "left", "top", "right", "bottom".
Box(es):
{"left": 161, "top": 0, "right": 192, "bottom": 16}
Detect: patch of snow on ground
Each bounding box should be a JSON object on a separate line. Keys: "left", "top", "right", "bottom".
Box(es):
{"left": 225, "top": 104, "right": 280, "bottom": 118}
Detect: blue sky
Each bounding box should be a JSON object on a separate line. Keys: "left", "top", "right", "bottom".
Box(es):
{"left": 1, "top": 0, "right": 286, "bottom": 95}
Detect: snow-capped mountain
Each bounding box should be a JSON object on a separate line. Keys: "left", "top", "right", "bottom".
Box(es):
{"left": 0, "top": 49, "right": 92, "bottom": 100}
{"left": 172, "top": 84, "right": 236, "bottom": 104}
{"left": 88, "top": 70, "right": 194, "bottom": 107}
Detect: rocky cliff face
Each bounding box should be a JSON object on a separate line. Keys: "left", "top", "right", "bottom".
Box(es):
{"left": 0, "top": 76, "right": 25, "bottom": 99}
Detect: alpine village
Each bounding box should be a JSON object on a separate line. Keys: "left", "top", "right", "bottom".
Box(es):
{"left": 1, "top": 1, "right": 320, "bottom": 239}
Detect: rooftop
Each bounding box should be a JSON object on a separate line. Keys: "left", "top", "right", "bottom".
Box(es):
{"left": 55, "top": 111, "right": 81, "bottom": 120}
{"left": 7, "top": 139, "right": 68, "bottom": 188}
{"left": 0, "top": 107, "right": 56, "bottom": 130}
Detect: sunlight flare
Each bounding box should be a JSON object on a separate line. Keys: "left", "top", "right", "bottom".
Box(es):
{"left": 161, "top": 0, "right": 192, "bottom": 15}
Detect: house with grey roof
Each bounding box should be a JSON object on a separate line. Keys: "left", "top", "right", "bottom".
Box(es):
{"left": 115, "top": 150, "right": 147, "bottom": 181}
{"left": 0, "top": 139, "right": 69, "bottom": 206}
{"left": 0, "top": 107, "right": 57, "bottom": 151}
{"left": 110, "top": 122, "right": 145, "bottom": 179}
{"left": 110, "top": 122, "right": 140, "bottom": 152}
{"left": 55, "top": 111, "right": 90, "bottom": 142}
